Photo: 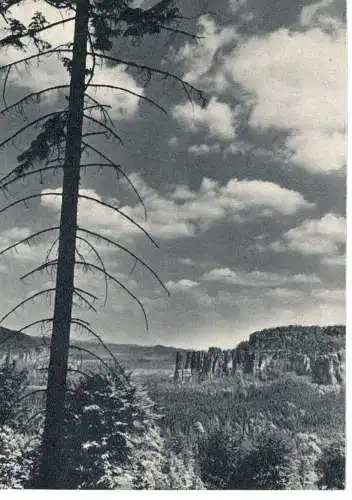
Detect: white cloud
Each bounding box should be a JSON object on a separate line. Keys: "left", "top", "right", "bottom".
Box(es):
{"left": 188, "top": 144, "right": 221, "bottom": 155}
{"left": 41, "top": 174, "right": 313, "bottom": 242}
{"left": 227, "top": 25, "right": 346, "bottom": 173}
{"left": 175, "top": 15, "right": 237, "bottom": 93}
{"left": 300, "top": 0, "right": 345, "bottom": 31}
{"left": 271, "top": 213, "right": 346, "bottom": 257}
{"left": 172, "top": 98, "right": 237, "bottom": 141}
{"left": 202, "top": 267, "right": 321, "bottom": 287}
{"left": 166, "top": 279, "right": 199, "bottom": 292}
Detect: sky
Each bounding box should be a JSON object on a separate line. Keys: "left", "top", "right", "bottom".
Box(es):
{"left": 0, "top": 0, "right": 346, "bottom": 349}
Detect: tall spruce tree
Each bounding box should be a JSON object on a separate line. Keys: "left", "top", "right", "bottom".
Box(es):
{"left": 0, "top": 0, "right": 205, "bottom": 487}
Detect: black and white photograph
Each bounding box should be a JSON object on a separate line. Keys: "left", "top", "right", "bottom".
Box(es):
{"left": 0, "top": 0, "right": 346, "bottom": 490}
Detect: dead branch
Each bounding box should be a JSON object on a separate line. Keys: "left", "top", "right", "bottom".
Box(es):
{"left": 18, "top": 317, "right": 53, "bottom": 334}
{"left": 0, "top": 226, "right": 59, "bottom": 257}
{"left": 19, "top": 260, "right": 58, "bottom": 282}
{"left": 0, "top": 192, "right": 62, "bottom": 216}
{"left": 73, "top": 289, "right": 97, "bottom": 312}
{"left": 86, "top": 52, "right": 206, "bottom": 107}
{"left": 81, "top": 140, "right": 147, "bottom": 219}
{"left": 83, "top": 112, "right": 122, "bottom": 144}
{"left": 76, "top": 235, "right": 108, "bottom": 306}
{"left": 74, "top": 259, "right": 149, "bottom": 330}
{"left": 71, "top": 318, "right": 128, "bottom": 379}
{"left": 0, "top": 46, "right": 73, "bottom": 72}
{"left": 77, "top": 227, "right": 168, "bottom": 295}
{"left": 69, "top": 344, "right": 115, "bottom": 375}
{"left": 87, "top": 84, "right": 167, "bottom": 114}
{"left": 0, "top": 288, "right": 56, "bottom": 324}
{"left": 77, "top": 194, "right": 157, "bottom": 246}
{"left": 0, "top": 85, "right": 70, "bottom": 116}
{"left": 0, "top": 110, "right": 66, "bottom": 150}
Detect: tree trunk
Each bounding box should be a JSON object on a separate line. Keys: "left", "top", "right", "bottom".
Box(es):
{"left": 36, "top": 0, "right": 89, "bottom": 488}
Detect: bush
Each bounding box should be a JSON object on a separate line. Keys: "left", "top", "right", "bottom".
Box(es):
{"left": 0, "top": 426, "right": 40, "bottom": 489}
{"left": 316, "top": 437, "right": 345, "bottom": 489}
{"left": 229, "top": 430, "right": 299, "bottom": 489}
{"left": 0, "top": 356, "right": 28, "bottom": 426}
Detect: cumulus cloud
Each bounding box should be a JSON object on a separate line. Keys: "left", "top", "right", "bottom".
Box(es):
{"left": 166, "top": 279, "right": 199, "bottom": 292}
{"left": 172, "top": 97, "right": 237, "bottom": 141}
{"left": 175, "top": 14, "right": 237, "bottom": 92}
{"left": 227, "top": 25, "right": 346, "bottom": 173}
{"left": 271, "top": 213, "right": 346, "bottom": 257}
{"left": 40, "top": 174, "right": 314, "bottom": 242}
{"left": 202, "top": 267, "right": 321, "bottom": 287}
{"left": 300, "top": 0, "right": 346, "bottom": 31}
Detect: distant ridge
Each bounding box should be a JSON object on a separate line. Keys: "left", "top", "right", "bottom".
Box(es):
{"left": 0, "top": 326, "right": 40, "bottom": 350}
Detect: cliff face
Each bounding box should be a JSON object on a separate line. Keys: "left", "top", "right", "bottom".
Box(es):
{"left": 174, "top": 325, "right": 345, "bottom": 386}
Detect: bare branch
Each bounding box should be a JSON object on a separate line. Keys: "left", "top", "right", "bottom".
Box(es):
{"left": 18, "top": 317, "right": 53, "bottom": 334}
{"left": 0, "top": 110, "right": 65, "bottom": 150}
{"left": 74, "top": 260, "right": 149, "bottom": 330}
{"left": 2, "top": 66, "right": 11, "bottom": 109}
{"left": 83, "top": 92, "right": 114, "bottom": 128}
{"left": 45, "top": 237, "right": 59, "bottom": 265}
{"left": 81, "top": 140, "right": 147, "bottom": 219}
{"left": 19, "top": 260, "right": 57, "bottom": 282}
{"left": 0, "top": 288, "right": 56, "bottom": 324}
{"left": 74, "top": 287, "right": 98, "bottom": 302}
{"left": 15, "top": 389, "right": 46, "bottom": 406}
{"left": 0, "top": 85, "right": 70, "bottom": 116}
{"left": 0, "top": 226, "right": 59, "bottom": 257}
{"left": 0, "top": 192, "right": 62, "bottom": 216}
{"left": 85, "top": 29, "right": 96, "bottom": 90}
{"left": 86, "top": 52, "right": 206, "bottom": 107}
{"left": 82, "top": 131, "right": 107, "bottom": 139}
{"left": 0, "top": 162, "right": 122, "bottom": 192}
{"left": 87, "top": 84, "right": 167, "bottom": 114}
{"left": 78, "top": 194, "right": 158, "bottom": 246}
{"left": 76, "top": 235, "right": 108, "bottom": 306}
{"left": 73, "top": 289, "right": 97, "bottom": 313}
{"left": 71, "top": 318, "right": 128, "bottom": 379}
{"left": 83, "top": 112, "right": 123, "bottom": 144}
{"left": 0, "top": 46, "right": 72, "bottom": 72}
{"left": 69, "top": 344, "right": 116, "bottom": 375}
{"left": 77, "top": 227, "right": 168, "bottom": 295}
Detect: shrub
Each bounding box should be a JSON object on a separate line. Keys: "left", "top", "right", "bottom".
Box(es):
{"left": 0, "top": 425, "right": 40, "bottom": 489}
{"left": 316, "top": 437, "right": 345, "bottom": 489}
{"left": 228, "top": 430, "right": 299, "bottom": 489}
{"left": 0, "top": 356, "right": 28, "bottom": 426}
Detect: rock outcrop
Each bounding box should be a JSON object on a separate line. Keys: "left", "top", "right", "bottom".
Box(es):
{"left": 174, "top": 325, "right": 345, "bottom": 386}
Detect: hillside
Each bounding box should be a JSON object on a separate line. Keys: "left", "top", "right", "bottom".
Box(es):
{"left": 0, "top": 326, "right": 41, "bottom": 350}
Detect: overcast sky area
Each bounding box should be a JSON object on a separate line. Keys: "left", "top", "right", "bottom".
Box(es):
{"left": 0, "top": 0, "right": 346, "bottom": 348}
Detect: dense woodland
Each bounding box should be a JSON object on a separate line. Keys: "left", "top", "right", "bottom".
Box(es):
{"left": 0, "top": 323, "right": 346, "bottom": 489}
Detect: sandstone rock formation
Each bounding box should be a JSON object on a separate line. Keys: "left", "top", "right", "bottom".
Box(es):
{"left": 173, "top": 325, "right": 345, "bottom": 386}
